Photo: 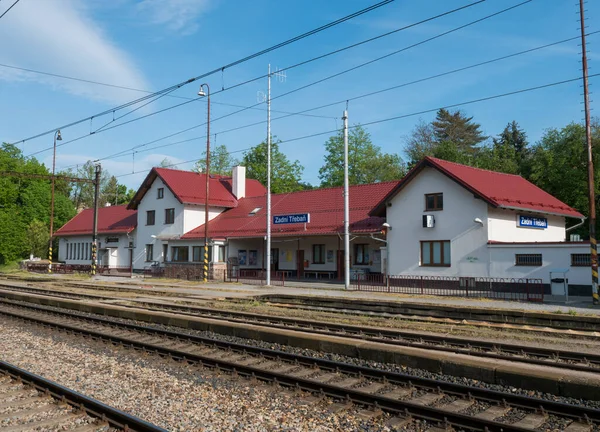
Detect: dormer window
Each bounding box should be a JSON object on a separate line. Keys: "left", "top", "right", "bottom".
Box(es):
{"left": 248, "top": 207, "right": 262, "bottom": 216}
{"left": 425, "top": 193, "right": 443, "bottom": 211}
{"left": 157, "top": 188, "right": 164, "bottom": 199}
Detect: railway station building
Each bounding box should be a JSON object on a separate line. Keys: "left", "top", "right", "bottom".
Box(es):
{"left": 53, "top": 157, "right": 593, "bottom": 295}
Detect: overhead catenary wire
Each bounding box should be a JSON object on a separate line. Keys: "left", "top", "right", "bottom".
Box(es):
{"left": 11, "top": 0, "right": 393, "bottom": 146}
{"left": 24, "top": 0, "right": 490, "bottom": 158}
{"left": 62, "top": 11, "right": 585, "bottom": 170}
{"left": 0, "top": 0, "right": 20, "bottom": 20}
{"left": 52, "top": 0, "right": 527, "bottom": 168}
{"left": 0, "top": 61, "right": 336, "bottom": 120}
{"left": 113, "top": 73, "right": 600, "bottom": 180}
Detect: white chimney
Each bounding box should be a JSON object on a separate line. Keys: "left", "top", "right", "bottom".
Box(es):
{"left": 232, "top": 165, "right": 246, "bottom": 199}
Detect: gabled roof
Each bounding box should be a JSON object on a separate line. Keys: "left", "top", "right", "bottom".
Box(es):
{"left": 181, "top": 181, "right": 400, "bottom": 240}
{"left": 371, "top": 157, "right": 584, "bottom": 218}
{"left": 54, "top": 205, "right": 137, "bottom": 236}
{"left": 127, "top": 167, "right": 266, "bottom": 210}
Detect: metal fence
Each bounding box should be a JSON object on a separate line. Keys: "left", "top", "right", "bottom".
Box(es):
{"left": 351, "top": 274, "right": 544, "bottom": 302}
{"left": 225, "top": 269, "right": 285, "bottom": 286}
{"left": 27, "top": 263, "right": 132, "bottom": 276}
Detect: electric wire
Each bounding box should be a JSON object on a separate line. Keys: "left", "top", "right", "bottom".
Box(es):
{"left": 23, "top": 0, "right": 488, "bottom": 157}
{"left": 0, "top": 0, "right": 20, "bottom": 20}
{"left": 11, "top": 0, "right": 393, "bottom": 146}
{"left": 113, "top": 73, "right": 600, "bottom": 179}
{"left": 59, "top": 0, "right": 540, "bottom": 167}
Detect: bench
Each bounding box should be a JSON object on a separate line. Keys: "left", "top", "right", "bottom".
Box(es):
{"left": 304, "top": 271, "right": 336, "bottom": 280}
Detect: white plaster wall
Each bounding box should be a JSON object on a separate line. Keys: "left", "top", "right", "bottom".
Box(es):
{"left": 182, "top": 205, "right": 224, "bottom": 234}
{"left": 386, "top": 167, "right": 490, "bottom": 277}
{"left": 58, "top": 233, "right": 131, "bottom": 268}
{"left": 487, "top": 208, "right": 566, "bottom": 243}
{"left": 227, "top": 239, "right": 266, "bottom": 269}
{"left": 228, "top": 236, "right": 384, "bottom": 274}
{"left": 133, "top": 178, "right": 184, "bottom": 269}
{"left": 488, "top": 243, "right": 591, "bottom": 286}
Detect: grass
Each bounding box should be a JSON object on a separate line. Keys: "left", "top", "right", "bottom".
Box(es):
{"left": 0, "top": 261, "right": 27, "bottom": 274}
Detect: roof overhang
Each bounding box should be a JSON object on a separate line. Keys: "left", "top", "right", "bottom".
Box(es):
{"left": 370, "top": 158, "right": 583, "bottom": 219}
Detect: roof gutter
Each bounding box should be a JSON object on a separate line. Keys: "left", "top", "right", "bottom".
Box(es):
{"left": 566, "top": 216, "right": 587, "bottom": 233}
{"left": 499, "top": 205, "right": 583, "bottom": 219}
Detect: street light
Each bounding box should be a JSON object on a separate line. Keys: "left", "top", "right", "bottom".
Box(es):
{"left": 48, "top": 129, "right": 62, "bottom": 274}
{"left": 198, "top": 83, "right": 210, "bottom": 282}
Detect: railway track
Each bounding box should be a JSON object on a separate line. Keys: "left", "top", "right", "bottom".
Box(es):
{"left": 0, "top": 300, "right": 597, "bottom": 432}
{"left": 2, "top": 284, "right": 598, "bottom": 374}
{"left": 0, "top": 360, "right": 167, "bottom": 432}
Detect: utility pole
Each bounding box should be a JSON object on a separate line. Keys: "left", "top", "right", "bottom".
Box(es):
{"left": 266, "top": 64, "right": 272, "bottom": 286}
{"left": 198, "top": 83, "right": 211, "bottom": 283}
{"left": 91, "top": 164, "right": 101, "bottom": 276}
{"left": 579, "top": 0, "right": 598, "bottom": 304}
{"left": 48, "top": 129, "right": 62, "bottom": 273}
{"left": 343, "top": 110, "right": 350, "bottom": 289}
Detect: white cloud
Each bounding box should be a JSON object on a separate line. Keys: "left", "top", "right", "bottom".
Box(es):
{"left": 137, "top": 0, "right": 212, "bottom": 35}
{"left": 0, "top": 0, "right": 150, "bottom": 104}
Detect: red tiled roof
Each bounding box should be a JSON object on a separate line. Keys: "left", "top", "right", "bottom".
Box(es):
{"left": 371, "top": 157, "right": 584, "bottom": 218}
{"left": 127, "top": 168, "right": 266, "bottom": 210}
{"left": 54, "top": 205, "right": 137, "bottom": 236}
{"left": 181, "top": 181, "right": 399, "bottom": 239}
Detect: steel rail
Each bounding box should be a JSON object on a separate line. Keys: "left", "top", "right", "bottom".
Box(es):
{"left": 0, "top": 301, "right": 599, "bottom": 430}
{"left": 0, "top": 360, "right": 168, "bottom": 432}
{"left": 1, "top": 285, "right": 599, "bottom": 373}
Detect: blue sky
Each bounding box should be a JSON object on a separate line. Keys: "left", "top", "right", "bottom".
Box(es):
{"left": 1, "top": 0, "right": 599, "bottom": 189}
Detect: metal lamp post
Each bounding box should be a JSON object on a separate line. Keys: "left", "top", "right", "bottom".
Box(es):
{"left": 198, "top": 84, "right": 211, "bottom": 282}
{"left": 48, "top": 129, "right": 62, "bottom": 273}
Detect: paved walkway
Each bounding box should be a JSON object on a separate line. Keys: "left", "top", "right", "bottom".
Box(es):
{"left": 81, "top": 274, "right": 600, "bottom": 315}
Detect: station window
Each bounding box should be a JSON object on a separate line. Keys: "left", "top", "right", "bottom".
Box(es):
{"left": 157, "top": 188, "right": 164, "bottom": 199}
{"left": 515, "top": 254, "right": 542, "bottom": 266}
{"left": 425, "top": 193, "right": 443, "bottom": 211}
{"left": 146, "top": 210, "right": 155, "bottom": 226}
{"left": 171, "top": 246, "right": 189, "bottom": 262}
{"left": 571, "top": 254, "right": 591, "bottom": 267}
{"left": 312, "top": 244, "right": 325, "bottom": 264}
{"left": 420, "top": 240, "right": 451, "bottom": 267}
{"left": 354, "top": 244, "right": 369, "bottom": 265}
{"left": 145, "top": 244, "right": 153, "bottom": 262}
{"left": 165, "top": 208, "right": 175, "bottom": 224}
{"left": 192, "top": 246, "right": 211, "bottom": 262}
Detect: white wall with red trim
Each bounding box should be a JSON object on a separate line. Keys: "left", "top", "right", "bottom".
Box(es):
{"left": 385, "top": 166, "right": 591, "bottom": 290}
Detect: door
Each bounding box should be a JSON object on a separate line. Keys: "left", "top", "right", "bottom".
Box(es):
{"left": 337, "top": 250, "right": 345, "bottom": 280}
{"left": 297, "top": 250, "right": 305, "bottom": 279}
{"left": 271, "top": 248, "right": 279, "bottom": 271}
{"left": 108, "top": 248, "right": 118, "bottom": 267}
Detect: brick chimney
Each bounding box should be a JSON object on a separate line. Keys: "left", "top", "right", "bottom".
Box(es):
{"left": 232, "top": 165, "right": 246, "bottom": 199}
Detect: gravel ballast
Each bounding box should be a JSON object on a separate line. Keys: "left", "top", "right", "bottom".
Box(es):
{"left": 0, "top": 318, "right": 396, "bottom": 431}
{"left": 10, "top": 300, "right": 598, "bottom": 411}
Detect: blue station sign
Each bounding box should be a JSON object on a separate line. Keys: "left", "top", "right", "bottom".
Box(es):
{"left": 518, "top": 215, "right": 548, "bottom": 229}
{"left": 273, "top": 213, "right": 310, "bottom": 225}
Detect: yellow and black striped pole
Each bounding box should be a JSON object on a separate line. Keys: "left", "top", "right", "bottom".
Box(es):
{"left": 47, "top": 243, "right": 52, "bottom": 274}
{"left": 91, "top": 242, "right": 97, "bottom": 276}
{"left": 203, "top": 243, "right": 209, "bottom": 282}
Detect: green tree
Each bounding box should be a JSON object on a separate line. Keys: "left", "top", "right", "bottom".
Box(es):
{"left": 26, "top": 219, "right": 49, "bottom": 258}
{"left": 241, "top": 138, "right": 304, "bottom": 193}
{"left": 0, "top": 143, "right": 75, "bottom": 264}
{"left": 194, "top": 144, "right": 239, "bottom": 175}
{"left": 319, "top": 125, "right": 405, "bottom": 187}
{"left": 432, "top": 108, "right": 486, "bottom": 152}
{"left": 490, "top": 121, "right": 529, "bottom": 176}
{"left": 157, "top": 158, "right": 177, "bottom": 169}
{"left": 404, "top": 120, "right": 436, "bottom": 166}
{"left": 528, "top": 120, "right": 600, "bottom": 236}
{"left": 404, "top": 110, "right": 486, "bottom": 166}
